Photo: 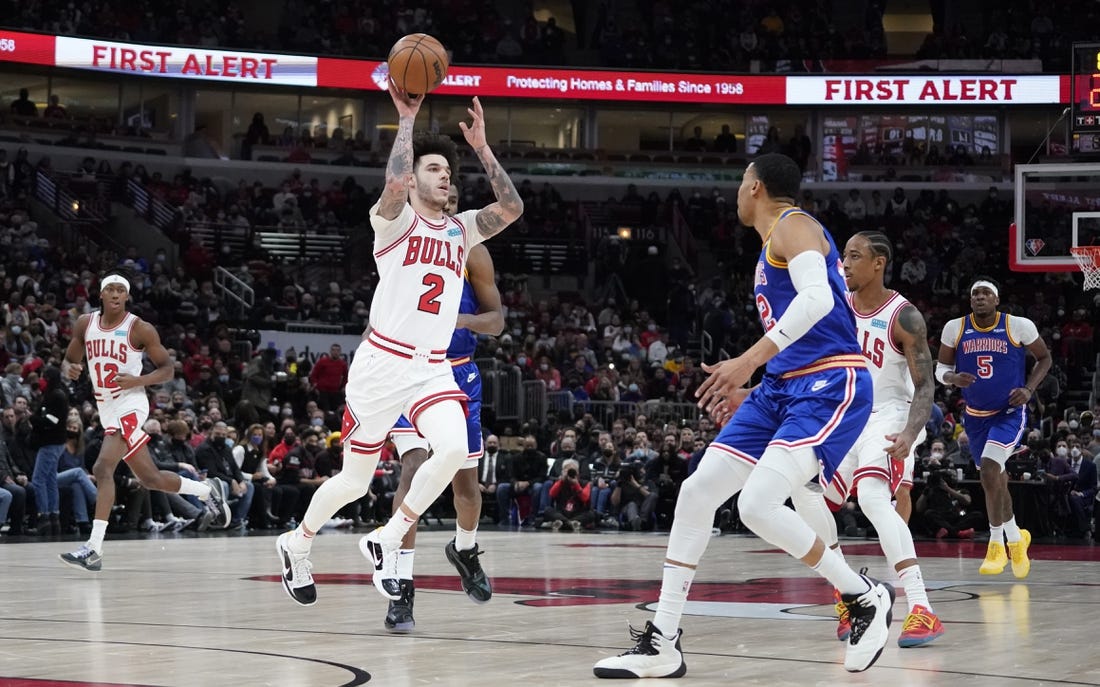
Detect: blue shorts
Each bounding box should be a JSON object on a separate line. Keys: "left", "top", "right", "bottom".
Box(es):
{"left": 392, "top": 359, "right": 483, "bottom": 459}
{"left": 963, "top": 406, "right": 1028, "bottom": 466}
{"left": 711, "top": 363, "right": 872, "bottom": 487}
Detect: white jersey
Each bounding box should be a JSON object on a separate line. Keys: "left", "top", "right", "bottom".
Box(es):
{"left": 84, "top": 310, "right": 145, "bottom": 405}
{"left": 848, "top": 291, "right": 914, "bottom": 412}
{"left": 369, "top": 201, "right": 483, "bottom": 352}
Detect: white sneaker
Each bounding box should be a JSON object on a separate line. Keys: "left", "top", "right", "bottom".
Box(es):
{"left": 359, "top": 528, "right": 402, "bottom": 600}
{"left": 842, "top": 574, "right": 895, "bottom": 672}
{"left": 276, "top": 532, "right": 317, "bottom": 606}
{"left": 593, "top": 621, "right": 686, "bottom": 679}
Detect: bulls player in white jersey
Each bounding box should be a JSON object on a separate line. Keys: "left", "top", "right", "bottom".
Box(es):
{"left": 60, "top": 269, "right": 228, "bottom": 571}
{"left": 821, "top": 231, "right": 943, "bottom": 647}
{"left": 276, "top": 85, "right": 523, "bottom": 606}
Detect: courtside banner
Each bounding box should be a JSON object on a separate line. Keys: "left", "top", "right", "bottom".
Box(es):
{"left": 786, "top": 75, "right": 1062, "bottom": 105}
{"left": 318, "top": 58, "right": 788, "bottom": 104}
{"left": 54, "top": 36, "right": 318, "bottom": 85}
{"left": 0, "top": 30, "right": 57, "bottom": 66}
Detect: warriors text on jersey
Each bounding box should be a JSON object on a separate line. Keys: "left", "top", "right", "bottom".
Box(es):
{"left": 369, "top": 202, "right": 484, "bottom": 353}
{"left": 753, "top": 208, "right": 861, "bottom": 375}
{"left": 941, "top": 312, "right": 1039, "bottom": 413}
{"left": 848, "top": 290, "right": 915, "bottom": 410}
{"left": 84, "top": 311, "right": 144, "bottom": 404}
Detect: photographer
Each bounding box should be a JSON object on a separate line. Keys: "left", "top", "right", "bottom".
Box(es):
{"left": 542, "top": 458, "right": 595, "bottom": 532}
{"left": 914, "top": 470, "right": 985, "bottom": 539}
{"left": 611, "top": 460, "right": 658, "bottom": 531}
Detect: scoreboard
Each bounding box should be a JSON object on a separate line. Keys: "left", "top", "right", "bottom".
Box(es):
{"left": 1072, "top": 42, "right": 1100, "bottom": 134}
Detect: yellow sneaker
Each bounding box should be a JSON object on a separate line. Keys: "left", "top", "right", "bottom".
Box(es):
{"left": 979, "top": 541, "right": 1007, "bottom": 575}
{"left": 1007, "top": 529, "right": 1031, "bottom": 579}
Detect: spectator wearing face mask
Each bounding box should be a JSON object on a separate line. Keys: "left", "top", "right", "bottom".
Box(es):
{"left": 534, "top": 356, "right": 561, "bottom": 391}
{"left": 1064, "top": 436, "right": 1097, "bottom": 538}
{"left": 195, "top": 421, "right": 253, "bottom": 528}
{"left": 233, "top": 422, "right": 283, "bottom": 529}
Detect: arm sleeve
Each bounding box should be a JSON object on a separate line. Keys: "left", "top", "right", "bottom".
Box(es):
{"left": 1007, "top": 315, "right": 1039, "bottom": 345}
{"left": 763, "top": 250, "right": 833, "bottom": 352}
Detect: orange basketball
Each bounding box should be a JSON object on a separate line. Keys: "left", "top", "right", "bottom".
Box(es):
{"left": 387, "top": 33, "right": 449, "bottom": 95}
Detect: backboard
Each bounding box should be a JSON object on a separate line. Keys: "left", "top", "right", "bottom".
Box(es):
{"left": 1011, "top": 163, "right": 1100, "bottom": 272}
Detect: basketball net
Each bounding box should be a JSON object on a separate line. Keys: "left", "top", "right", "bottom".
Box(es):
{"left": 1070, "top": 246, "right": 1100, "bottom": 290}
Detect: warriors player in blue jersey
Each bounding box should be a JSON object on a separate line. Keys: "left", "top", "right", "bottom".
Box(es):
{"left": 594, "top": 154, "right": 893, "bottom": 678}
{"left": 381, "top": 183, "right": 503, "bottom": 632}
{"left": 937, "top": 278, "right": 1050, "bottom": 578}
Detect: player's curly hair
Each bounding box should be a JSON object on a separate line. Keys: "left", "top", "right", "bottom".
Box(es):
{"left": 413, "top": 131, "right": 458, "bottom": 177}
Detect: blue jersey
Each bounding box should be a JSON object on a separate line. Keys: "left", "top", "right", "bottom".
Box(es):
{"left": 447, "top": 273, "right": 478, "bottom": 359}
{"left": 753, "top": 208, "right": 860, "bottom": 375}
{"left": 952, "top": 312, "right": 1027, "bottom": 414}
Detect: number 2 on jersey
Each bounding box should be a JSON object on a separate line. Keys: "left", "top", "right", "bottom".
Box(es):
{"left": 417, "top": 274, "right": 445, "bottom": 315}
{"left": 94, "top": 362, "right": 119, "bottom": 387}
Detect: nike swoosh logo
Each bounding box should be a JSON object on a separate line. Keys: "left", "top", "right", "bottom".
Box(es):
{"left": 282, "top": 549, "right": 293, "bottom": 582}
{"left": 778, "top": 329, "right": 792, "bottom": 339}
{"left": 368, "top": 540, "right": 384, "bottom": 571}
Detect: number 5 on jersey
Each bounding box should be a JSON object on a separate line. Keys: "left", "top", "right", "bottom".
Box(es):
{"left": 975, "top": 355, "right": 993, "bottom": 379}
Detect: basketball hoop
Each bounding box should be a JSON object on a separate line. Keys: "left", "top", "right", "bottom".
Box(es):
{"left": 1070, "top": 246, "right": 1100, "bottom": 290}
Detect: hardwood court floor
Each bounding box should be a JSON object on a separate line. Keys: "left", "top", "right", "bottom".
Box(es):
{"left": 1, "top": 527, "right": 1098, "bottom": 686}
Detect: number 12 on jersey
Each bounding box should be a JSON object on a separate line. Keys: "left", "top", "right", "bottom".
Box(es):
{"left": 94, "top": 362, "right": 119, "bottom": 387}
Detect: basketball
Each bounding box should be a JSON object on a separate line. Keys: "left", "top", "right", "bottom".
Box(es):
{"left": 387, "top": 33, "right": 449, "bottom": 95}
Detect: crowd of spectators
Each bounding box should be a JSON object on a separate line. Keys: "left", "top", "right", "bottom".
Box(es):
{"left": 1, "top": 130, "right": 1098, "bottom": 541}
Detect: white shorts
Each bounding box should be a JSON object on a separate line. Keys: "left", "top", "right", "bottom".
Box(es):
{"left": 342, "top": 335, "right": 468, "bottom": 462}
{"left": 826, "top": 405, "right": 924, "bottom": 505}
{"left": 98, "top": 393, "right": 151, "bottom": 460}
{"left": 389, "top": 430, "right": 480, "bottom": 470}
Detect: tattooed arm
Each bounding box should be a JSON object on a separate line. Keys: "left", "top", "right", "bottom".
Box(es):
{"left": 884, "top": 303, "right": 935, "bottom": 461}
{"left": 459, "top": 96, "right": 524, "bottom": 240}
{"left": 376, "top": 83, "right": 423, "bottom": 221}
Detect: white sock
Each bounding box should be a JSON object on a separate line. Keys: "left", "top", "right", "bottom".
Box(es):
{"left": 653, "top": 562, "right": 695, "bottom": 636}
{"left": 988, "top": 524, "right": 1004, "bottom": 546}
{"left": 812, "top": 547, "right": 870, "bottom": 596}
{"left": 379, "top": 510, "right": 418, "bottom": 549}
{"left": 178, "top": 478, "right": 211, "bottom": 499}
{"left": 88, "top": 519, "right": 108, "bottom": 554}
{"left": 898, "top": 564, "right": 931, "bottom": 612}
{"left": 397, "top": 549, "right": 415, "bottom": 580}
{"left": 288, "top": 526, "right": 315, "bottom": 553}
{"left": 832, "top": 545, "right": 845, "bottom": 563}
{"left": 1002, "top": 516, "right": 1021, "bottom": 544}
{"left": 455, "top": 525, "right": 477, "bottom": 551}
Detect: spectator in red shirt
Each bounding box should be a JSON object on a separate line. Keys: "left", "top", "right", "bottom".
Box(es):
{"left": 309, "top": 343, "right": 349, "bottom": 412}
{"left": 534, "top": 355, "right": 562, "bottom": 391}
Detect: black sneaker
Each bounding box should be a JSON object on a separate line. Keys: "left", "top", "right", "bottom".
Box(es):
{"left": 60, "top": 544, "right": 102, "bottom": 572}
{"left": 444, "top": 538, "right": 492, "bottom": 603}
{"left": 384, "top": 579, "right": 415, "bottom": 633}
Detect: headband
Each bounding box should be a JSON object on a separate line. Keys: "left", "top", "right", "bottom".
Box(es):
{"left": 970, "top": 280, "right": 998, "bottom": 297}
{"left": 100, "top": 275, "right": 131, "bottom": 292}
